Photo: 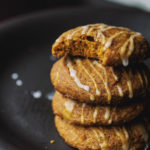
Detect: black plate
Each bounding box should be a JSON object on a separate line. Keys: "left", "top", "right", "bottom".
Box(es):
{"left": 0, "top": 5, "right": 150, "bottom": 150}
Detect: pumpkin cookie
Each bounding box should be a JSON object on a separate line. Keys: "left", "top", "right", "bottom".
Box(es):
{"left": 52, "top": 23, "right": 150, "bottom": 66}
{"left": 52, "top": 92, "right": 145, "bottom": 126}
{"left": 55, "top": 116, "right": 149, "bottom": 150}
{"left": 50, "top": 56, "right": 150, "bottom": 104}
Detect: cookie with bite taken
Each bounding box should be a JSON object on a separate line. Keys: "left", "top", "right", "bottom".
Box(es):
{"left": 52, "top": 23, "right": 150, "bottom": 67}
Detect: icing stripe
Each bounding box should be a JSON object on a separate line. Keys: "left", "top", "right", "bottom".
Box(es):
{"left": 110, "top": 67, "right": 118, "bottom": 81}
{"left": 124, "top": 70, "right": 133, "bottom": 98}
{"left": 90, "top": 94, "right": 95, "bottom": 101}
{"left": 56, "top": 24, "right": 141, "bottom": 66}
{"left": 93, "top": 107, "right": 98, "bottom": 123}
{"left": 93, "top": 60, "right": 111, "bottom": 102}
{"left": 76, "top": 59, "right": 100, "bottom": 96}
{"left": 93, "top": 129, "right": 101, "bottom": 149}
{"left": 67, "top": 28, "right": 82, "bottom": 40}
{"left": 82, "top": 25, "right": 89, "bottom": 34}
{"left": 64, "top": 99, "right": 75, "bottom": 112}
{"left": 104, "top": 31, "right": 125, "bottom": 50}
{"left": 97, "top": 130, "right": 107, "bottom": 150}
{"left": 137, "top": 71, "right": 143, "bottom": 87}
{"left": 110, "top": 67, "right": 124, "bottom": 97}
{"left": 127, "top": 33, "right": 140, "bottom": 56}
{"left": 115, "top": 127, "right": 129, "bottom": 150}
{"left": 104, "top": 107, "right": 112, "bottom": 124}
{"left": 67, "top": 57, "right": 90, "bottom": 91}
{"left": 104, "top": 107, "right": 110, "bottom": 120}
{"left": 93, "top": 129, "right": 107, "bottom": 150}
{"left": 81, "top": 103, "right": 86, "bottom": 124}
{"left": 120, "top": 33, "right": 140, "bottom": 66}
{"left": 117, "top": 85, "right": 124, "bottom": 97}
{"left": 142, "top": 70, "right": 148, "bottom": 88}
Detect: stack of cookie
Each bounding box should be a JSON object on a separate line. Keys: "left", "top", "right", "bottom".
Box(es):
{"left": 50, "top": 24, "right": 150, "bottom": 150}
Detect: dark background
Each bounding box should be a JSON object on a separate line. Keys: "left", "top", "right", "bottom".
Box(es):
{"left": 1, "top": 0, "right": 150, "bottom": 22}
{"left": 0, "top": 0, "right": 85, "bottom": 21}
{"left": 0, "top": 0, "right": 134, "bottom": 22}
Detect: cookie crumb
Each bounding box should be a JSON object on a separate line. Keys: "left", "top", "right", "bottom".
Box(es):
{"left": 50, "top": 140, "right": 55, "bottom": 144}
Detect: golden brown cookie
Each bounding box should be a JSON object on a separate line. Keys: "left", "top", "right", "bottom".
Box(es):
{"left": 52, "top": 23, "right": 150, "bottom": 66}
{"left": 55, "top": 116, "right": 149, "bottom": 150}
{"left": 50, "top": 56, "right": 150, "bottom": 104}
{"left": 52, "top": 92, "right": 145, "bottom": 126}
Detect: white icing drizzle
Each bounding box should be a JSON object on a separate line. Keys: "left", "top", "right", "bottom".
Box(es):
{"left": 101, "top": 26, "right": 116, "bottom": 32}
{"left": 122, "top": 59, "right": 129, "bottom": 67}
{"left": 110, "top": 68, "right": 124, "bottom": 97}
{"left": 81, "top": 24, "right": 119, "bottom": 45}
{"left": 120, "top": 38, "right": 131, "bottom": 66}
{"left": 93, "top": 129, "right": 101, "bottom": 149}
{"left": 117, "top": 85, "right": 124, "bottom": 97}
{"left": 67, "top": 28, "right": 82, "bottom": 40}
{"left": 127, "top": 33, "right": 141, "bottom": 56}
{"left": 81, "top": 25, "right": 89, "bottom": 34}
{"left": 137, "top": 71, "right": 143, "bottom": 87}
{"left": 93, "top": 129, "right": 107, "bottom": 150}
{"left": 104, "top": 31, "right": 125, "bottom": 50}
{"left": 123, "top": 127, "right": 129, "bottom": 140}
{"left": 64, "top": 99, "right": 75, "bottom": 112}
{"left": 67, "top": 57, "right": 89, "bottom": 91}
{"left": 104, "top": 107, "right": 110, "bottom": 120}
{"left": 104, "top": 107, "right": 112, "bottom": 124}
{"left": 96, "top": 25, "right": 116, "bottom": 43}
{"left": 122, "top": 127, "right": 129, "bottom": 150}
{"left": 82, "top": 24, "right": 97, "bottom": 35}
{"left": 93, "top": 107, "right": 98, "bottom": 123}
{"left": 81, "top": 103, "right": 86, "bottom": 124}
{"left": 90, "top": 94, "right": 95, "bottom": 101}
{"left": 110, "top": 67, "right": 118, "bottom": 81}
{"left": 98, "top": 130, "right": 107, "bottom": 150}
{"left": 115, "top": 127, "right": 129, "bottom": 150}
{"left": 56, "top": 24, "right": 141, "bottom": 67}
{"left": 96, "top": 25, "right": 109, "bottom": 43}
{"left": 87, "top": 27, "right": 94, "bottom": 35}
{"left": 93, "top": 60, "right": 111, "bottom": 102}
{"left": 90, "top": 24, "right": 140, "bottom": 67}
{"left": 120, "top": 32, "right": 140, "bottom": 66}
{"left": 76, "top": 59, "right": 100, "bottom": 96}
{"left": 98, "top": 133, "right": 107, "bottom": 149}
{"left": 142, "top": 70, "right": 148, "bottom": 88}
{"left": 55, "top": 38, "right": 60, "bottom": 43}
{"left": 124, "top": 70, "right": 133, "bottom": 98}
{"left": 96, "top": 32, "right": 105, "bottom": 43}
{"left": 108, "top": 118, "right": 112, "bottom": 124}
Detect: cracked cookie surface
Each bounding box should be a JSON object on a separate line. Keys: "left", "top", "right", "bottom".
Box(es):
{"left": 50, "top": 56, "right": 150, "bottom": 104}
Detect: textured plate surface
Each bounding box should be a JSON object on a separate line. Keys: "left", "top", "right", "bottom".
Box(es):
{"left": 0, "top": 5, "right": 150, "bottom": 150}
